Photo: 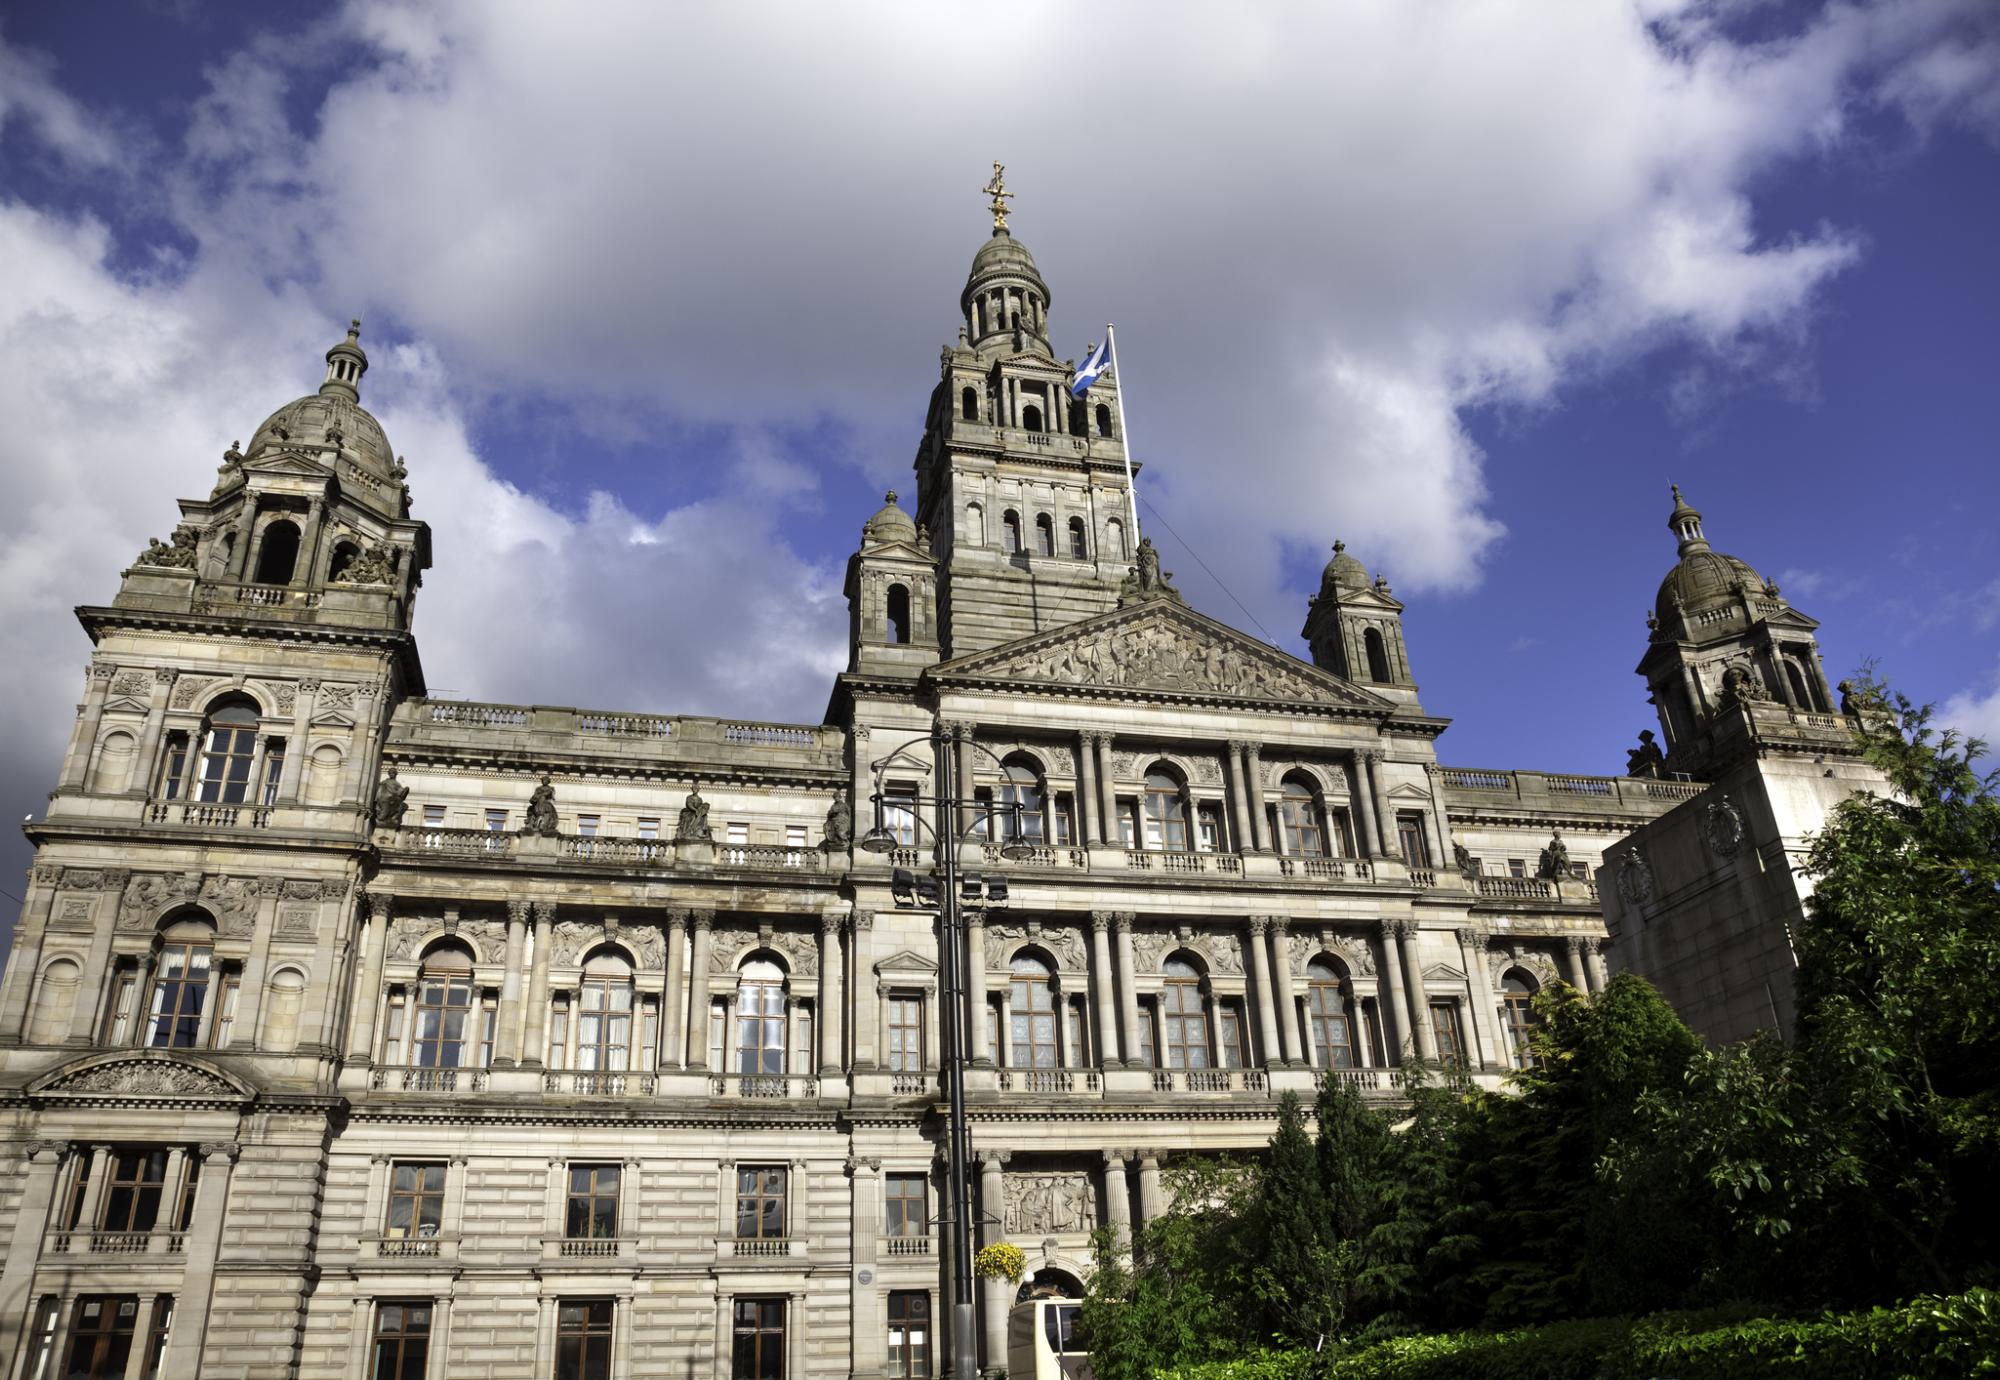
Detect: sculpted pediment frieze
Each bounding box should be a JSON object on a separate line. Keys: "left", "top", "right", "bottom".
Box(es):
{"left": 936, "top": 605, "right": 1389, "bottom": 710}
{"left": 30, "top": 1053, "right": 251, "bottom": 1102}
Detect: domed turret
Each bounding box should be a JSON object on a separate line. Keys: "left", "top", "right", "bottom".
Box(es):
{"left": 1651, "top": 486, "right": 1771, "bottom": 628}
{"left": 862, "top": 490, "right": 919, "bottom": 547}
{"left": 240, "top": 321, "right": 402, "bottom": 489}
{"left": 959, "top": 163, "right": 1053, "bottom": 352}
{"left": 1320, "top": 540, "right": 1370, "bottom": 594}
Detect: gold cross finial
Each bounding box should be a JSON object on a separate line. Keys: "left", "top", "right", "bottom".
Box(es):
{"left": 983, "top": 161, "right": 1013, "bottom": 233}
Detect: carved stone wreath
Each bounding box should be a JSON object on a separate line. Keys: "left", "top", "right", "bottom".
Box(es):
{"left": 110, "top": 672, "right": 151, "bottom": 698}
{"left": 1702, "top": 793, "right": 1745, "bottom": 859}
{"left": 1616, "top": 848, "right": 1656, "bottom": 906}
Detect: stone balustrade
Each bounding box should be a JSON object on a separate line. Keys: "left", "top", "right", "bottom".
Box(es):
{"left": 1438, "top": 767, "right": 1705, "bottom": 812}
{"left": 394, "top": 700, "right": 845, "bottom": 773}
{"left": 996, "top": 1068, "right": 1102, "bottom": 1094}
{"left": 369, "top": 1066, "right": 490, "bottom": 1094}
{"left": 708, "top": 1074, "right": 818, "bottom": 1101}
{"left": 1313, "top": 1068, "right": 1405, "bottom": 1093}
{"left": 542, "top": 1071, "right": 657, "bottom": 1097}
{"left": 1148, "top": 1067, "right": 1267, "bottom": 1094}
{"left": 146, "top": 800, "right": 272, "bottom": 829}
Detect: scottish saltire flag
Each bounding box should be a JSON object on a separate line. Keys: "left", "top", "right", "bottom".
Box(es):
{"left": 1071, "top": 339, "right": 1111, "bottom": 397}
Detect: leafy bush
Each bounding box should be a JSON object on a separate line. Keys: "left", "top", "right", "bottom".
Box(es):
{"left": 1149, "top": 1349, "right": 1320, "bottom": 1380}
{"left": 1327, "top": 1318, "right": 1628, "bottom": 1380}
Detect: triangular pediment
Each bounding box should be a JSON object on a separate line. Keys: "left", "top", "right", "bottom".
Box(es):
{"left": 875, "top": 948, "right": 940, "bottom": 975}
{"left": 935, "top": 601, "right": 1393, "bottom": 711}
{"left": 1422, "top": 963, "right": 1467, "bottom": 985}
{"left": 862, "top": 539, "right": 936, "bottom": 566}
{"left": 243, "top": 451, "right": 334, "bottom": 480}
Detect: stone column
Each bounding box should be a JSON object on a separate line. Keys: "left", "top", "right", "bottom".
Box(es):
{"left": 1377, "top": 924, "right": 1411, "bottom": 1065}
{"left": 1101, "top": 1151, "right": 1131, "bottom": 1253}
{"left": 1564, "top": 937, "right": 1593, "bottom": 995}
{"left": 964, "top": 913, "right": 990, "bottom": 1067}
{"left": 819, "top": 913, "right": 846, "bottom": 1075}
{"left": 1226, "top": 742, "right": 1256, "bottom": 856}
{"left": 685, "top": 911, "right": 714, "bottom": 1070}
{"left": 60, "top": 664, "right": 118, "bottom": 792}
{"left": 131, "top": 669, "right": 178, "bottom": 799}
{"left": 274, "top": 678, "right": 318, "bottom": 802}
{"left": 0, "top": 867, "right": 60, "bottom": 1042}
{"left": 1094, "top": 734, "right": 1119, "bottom": 845}
{"left": 1455, "top": 928, "right": 1502, "bottom": 1069}
{"left": 0, "top": 1142, "right": 64, "bottom": 1363}
{"left": 494, "top": 900, "right": 529, "bottom": 1066}
{"left": 1393, "top": 920, "right": 1436, "bottom": 1063}
{"left": 1089, "top": 913, "right": 1121, "bottom": 1066}
{"left": 229, "top": 880, "right": 282, "bottom": 1044}
{"left": 1245, "top": 917, "right": 1283, "bottom": 1069}
{"left": 156, "top": 1142, "right": 238, "bottom": 1376}
{"left": 523, "top": 901, "right": 555, "bottom": 1067}
{"left": 152, "top": 1148, "right": 189, "bottom": 1256}
{"left": 1420, "top": 766, "right": 1450, "bottom": 872}
{"left": 613, "top": 1294, "right": 635, "bottom": 1380}
{"left": 1365, "top": 751, "right": 1397, "bottom": 858}
{"left": 66, "top": 898, "right": 122, "bottom": 1046}
{"left": 1114, "top": 913, "right": 1142, "bottom": 1067}
{"left": 1245, "top": 745, "right": 1272, "bottom": 852}
{"left": 1136, "top": 1154, "right": 1165, "bottom": 1224}
{"left": 1076, "top": 730, "right": 1101, "bottom": 845}
{"left": 1350, "top": 753, "right": 1383, "bottom": 858}
{"left": 946, "top": 721, "right": 977, "bottom": 838}
{"left": 227, "top": 500, "right": 259, "bottom": 579}
{"left": 1587, "top": 940, "right": 1611, "bottom": 992}
{"left": 847, "top": 1156, "right": 885, "bottom": 1375}
{"left": 850, "top": 910, "right": 878, "bottom": 1069}
{"left": 660, "top": 911, "right": 687, "bottom": 1069}
{"left": 1268, "top": 918, "right": 1304, "bottom": 1064}
{"left": 346, "top": 892, "right": 391, "bottom": 1062}
{"left": 297, "top": 498, "right": 327, "bottom": 584}
{"left": 977, "top": 1151, "right": 1011, "bottom": 1373}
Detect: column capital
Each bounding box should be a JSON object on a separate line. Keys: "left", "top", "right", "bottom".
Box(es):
{"left": 976, "top": 1148, "right": 1011, "bottom": 1168}
{"left": 154, "top": 666, "right": 178, "bottom": 685}
{"left": 506, "top": 899, "right": 531, "bottom": 924}
{"left": 365, "top": 890, "right": 392, "bottom": 922}
{"left": 1454, "top": 926, "right": 1483, "bottom": 947}
{"left": 1090, "top": 911, "right": 1114, "bottom": 934}
{"left": 818, "top": 911, "right": 843, "bottom": 936}
{"left": 689, "top": 909, "right": 716, "bottom": 931}
{"left": 1246, "top": 915, "right": 1269, "bottom": 937}
{"left": 1265, "top": 914, "right": 1291, "bottom": 936}
{"left": 941, "top": 719, "right": 978, "bottom": 739}
{"left": 1112, "top": 911, "right": 1135, "bottom": 934}
{"left": 89, "top": 663, "right": 119, "bottom": 683}
{"left": 1101, "top": 1149, "right": 1128, "bottom": 1170}
{"left": 198, "top": 1142, "right": 241, "bottom": 1163}
{"left": 1226, "top": 738, "right": 1251, "bottom": 754}
{"left": 843, "top": 1156, "right": 881, "bottom": 1177}
{"left": 1244, "top": 743, "right": 1265, "bottom": 763}
{"left": 1136, "top": 1152, "right": 1163, "bottom": 1169}
{"left": 1386, "top": 917, "right": 1417, "bottom": 941}
{"left": 1564, "top": 935, "right": 1585, "bottom": 955}
{"left": 22, "top": 1140, "right": 61, "bottom": 1164}
{"left": 851, "top": 908, "right": 874, "bottom": 932}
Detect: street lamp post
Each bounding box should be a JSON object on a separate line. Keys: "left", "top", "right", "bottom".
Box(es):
{"left": 859, "top": 725, "right": 1031, "bottom": 1380}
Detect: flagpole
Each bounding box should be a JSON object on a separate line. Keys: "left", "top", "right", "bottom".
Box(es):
{"left": 1105, "top": 323, "right": 1142, "bottom": 543}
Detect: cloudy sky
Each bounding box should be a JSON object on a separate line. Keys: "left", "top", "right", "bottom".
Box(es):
{"left": 2, "top": 0, "right": 1998, "bottom": 905}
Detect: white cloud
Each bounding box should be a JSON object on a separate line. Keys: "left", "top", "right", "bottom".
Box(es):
{"left": 1941, "top": 665, "right": 2000, "bottom": 751}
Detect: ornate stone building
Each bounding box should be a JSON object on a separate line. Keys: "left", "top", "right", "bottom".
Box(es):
{"left": 0, "top": 201, "right": 1878, "bottom": 1380}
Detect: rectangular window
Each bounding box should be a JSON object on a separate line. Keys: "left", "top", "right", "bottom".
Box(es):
{"left": 1066, "top": 999, "right": 1090, "bottom": 1067}
{"left": 637, "top": 816, "right": 659, "bottom": 840}
{"left": 101, "top": 1149, "right": 168, "bottom": 1233}
{"left": 640, "top": 997, "right": 660, "bottom": 1071}
{"left": 21, "top": 1296, "right": 59, "bottom": 1380}
{"left": 1568, "top": 861, "right": 1589, "bottom": 880}
{"left": 784, "top": 823, "right": 807, "bottom": 852}
{"left": 62, "top": 1296, "right": 140, "bottom": 1380}
{"left": 1137, "top": 1000, "right": 1158, "bottom": 1069}
{"left": 556, "top": 1299, "right": 614, "bottom": 1380}
{"left": 884, "top": 783, "right": 922, "bottom": 847}
{"left": 158, "top": 733, "right": 190, "bottom": 800}
{"left": 385, "top": 1163, "right": 446, "bottom": 1240}
{"left": 371, "top": 1300, "right": 431, "bottom": 1380}
{"left": 1430, "top": 1000, "right": 1468, "bottom": 1066}
{"left": 209, "top": 973, "right": 240, "bottom": 1049}
{"left": 485, "top": 809, "right": 508, "bottom": 832}
{"left": 1396, "top": 814, "right": 1429, "bottom": 866}
{"left": 1217, "top": 1003, "right": 1246, "bottom": 1069}
{"left": 1508, "top": 858, "right": 1527, "bottom": 878}
{"left": 64, "top": 1154, "right": 92, "bottom": 1229}
{"left": 259, "top": 739, "right": 285, "bottom": 806}
{"left": 708, "top": 1000, "right": 726, "bottom": 1071}
{"left": 102, "top": 967, "right": 139, "bottom": 1045}
{"left": 884, "top": 1174, "right": 927, "bottom": 1238}
{"left": 727, "top": 821, "right": 749, "bottom": 846}
{"left": 1052, "top": 793, "right": 1073, "bottom": 846}
{"left": 888, "top": 1291, "right": 933, "bottom": 1378}
{"left": 566, "top": 1164, "right": 620, "bottom": 1240}
{"left": 547, "top": 998, "right": 569, "bottom": 1068}
{"left": 888, "top": 995, "right": 922, "bottom": 1073}
{"left": 173, "top": 1155, "right": 201, "bottom": 1231}
{"left": 139, "top": 1296, "right": 173, "bottom": 1380}
{"left": 731, "top": 1298, "right": 785, "bottom": 1380}
{"left": 735, "top": 1166, "right": 787, "bottom": 1240}
{"left": 1117, "top": 801, "right": 1138, "bottom": 847}
{"left": 422, "top": 805, "right": 445, "bottom": 829}
{"left": 381, "top": 989, "right": 408, "bottom": 1066}
{"left": 1196, "top": 805, "right": 1222, "bottom": 853}
{"left": 577, "top": 813, "right": 599, "bottom": 837}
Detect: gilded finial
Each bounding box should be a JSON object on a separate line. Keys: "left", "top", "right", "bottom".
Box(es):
{"left": 983, "top": 161, "right": 1013, "bottom": 234}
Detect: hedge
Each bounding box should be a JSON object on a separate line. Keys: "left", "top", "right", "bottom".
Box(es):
{"left": 1151, "top": 1290, "right": 1999, "bottom": 1380}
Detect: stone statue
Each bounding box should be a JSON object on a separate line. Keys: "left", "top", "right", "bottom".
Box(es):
{"left": 336, "top": 543, "right": 397, "bottom": 586}
{"left": 1625, "top": 729, "right": 1665, "bottom": 778}
{"left": 137, "top": 527, "right": 199, "bottom": 570}
{"left": 676, "top": 785, "right": 712, "bottom": 842}
{"left": 1721, "top": 662, "right": 1766, "bottom": 705}
{"left": 1539, "top": 830, "right": 1570, "bottom": 881}
{"left": 371, "top": 766, "right": 410, "bottom": 830}
{"left": 522, "top": 773, "right": 560, "bottom": 838}
{"left": 822, "top": 788, "right": 852, "bottom": 849}
{"left": 1453, "top": 841, "right": 1479, "bottom": 882}
{"left": 1119, "top": 537, "right": 1181, "bottom": 605}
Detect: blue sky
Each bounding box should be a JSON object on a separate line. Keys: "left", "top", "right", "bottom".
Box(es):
{"left": 1, "top": 1, "right": 1997, "bottom": 903}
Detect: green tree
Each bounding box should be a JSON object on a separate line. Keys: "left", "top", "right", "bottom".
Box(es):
{"left": 1247, "top": 1091, "right": 1341, "bottom": 1344}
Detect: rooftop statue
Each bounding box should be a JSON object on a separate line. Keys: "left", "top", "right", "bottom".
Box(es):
{"left": 1626, "top": 729, "right": 1665, "bottom": 778}
{"left": 676, "top": 785, "right": 713, "bottom": 843}
{"left": 1119, "top": 536, "right": 1182, "bottom": 605}
{"left": 522, "top": 774, "right": 560, "bottom": 838}
{"left": 371, "top": 767, "right": 410, "bottom": 830}
{"left": 822, "top": 788, "right": 852, "bottom": 850}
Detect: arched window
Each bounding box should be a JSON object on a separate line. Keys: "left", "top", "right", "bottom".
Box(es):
{"left": 1022, "top": 403, "right": 1044, "bottom": 433}
{"left": 1095, "top": 404, "right": 1113, "bottom": 437}
{"left": 886, "top": 584, "right": 911, "bottom": 645}
{"left": 1009, "top": 954, "right": 1058, "bottom": 1069}
{"left": 89, "top": 729, "right": 136, "bottom": 795}
{"left": 1501, "top": 970, "right": 1539, "bottom": 1070}
{"left": 147, "top": 917, "right": 215, "bottom": 1049}
{"left": 578, "top": 950, "right": 634, "bottom": 1072}
{"left": 1067, "top": 517, "right": 1087, "bottom": 559}
{"left": 1307, "top": 958, "right": 1358, "bottom": 1069}
{"left": 1161, "top": 958, "right": 1209, "bottom": 1068}
{"left": 1000, "top": 758, "right": 1045, "bottom": 843}
{"left": 1363, "top": 627, "right": 1391, "bottom": 683}
{"left": 1003, "top": 511, "right": 1022, "bottom": 554}
{"left": 1784, "top": 660, "right": 1814, "bottom": 710}
{"left": 412, "top": 944, "right": 475, "bottom": 1068}
{"left": 254, "top": 519, "right": 301, "bottom": 585}
{"left": 193, "top": 697, "right": 261, "bottom": 804}
{"left": 328, "top": 540, "right": 361, "bottom": 582}
{"left": 1034, "top": 513, "right": 1055, "bottom": 556}
{"left": 1105, "top": 518, "right": 1126, "bottom": 559}
{"left": 1143, "top": 769, "right": 1189, "bottom": 851}
{"left": 961, "top": 386, "right": 979, "bottom": 421}
{"left": 1279, "top": 776, "right": 1326, "bottom": 857}
{"left": 736, "top": 958, "right": 787, "bottom": 1076}
{"left": 966, "top": 501, "right": 985, "bottom": 547}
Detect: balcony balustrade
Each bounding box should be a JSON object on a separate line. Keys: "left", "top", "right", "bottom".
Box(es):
{"left": 728, "top": 1236, "right": 795, "bottom": 1259}
{"left": 369, "top": 1066, "right": 490, "bottom": 1093}
{"left": 543, "top": 1071, "right": 657, "bottom": 1096}
{"left": 980, "top": 843, "right": 1089, "bottom": 869}
{"left": 1149, "top": 1067, "right": 1267, "bottom": 1093}
{"left": 1476, "top": 875, "right": 1554, "bottom": 900}
{"left": 1123, "top": 849, "right": 1240, "bottom": 874}
{"left": 146, "top": 800, "right": 271, "bottom": 829}
{"left": 708, "top": 1074, "right": 818, "bottom": 1100}
{"left": 376, "top": 1237, "right": 441, "bottom": 1258}
{"left": 883, "top": 1235, "right": 934, "bottom": 1258}
{"left": 48, "top": 1230, "right": 184, "bottom": 1256}
{"left": 1313, "top": 1067, "right": 1405, "bottom": 1093}
{"left": 889, "top": 1073, "right": 932, "bottom": 1096}
{"left": 996, "top": 1068, "right": 1102, "bottom": 1094}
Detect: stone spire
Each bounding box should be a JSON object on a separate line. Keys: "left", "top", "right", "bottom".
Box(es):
{"left": 1667, "top": 483, "right": 1709, "bottom": 557}
{"left": 320, "top": 319, "right": 368, "bottom": 403}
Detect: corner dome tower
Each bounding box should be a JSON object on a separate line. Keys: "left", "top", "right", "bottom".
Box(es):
{"left": 959, "top": 163, "right": 1053, "bottom": 354}
{"left": 1652, "top": 485, "right": 1768, "bottom": 630}
{"left": 240, "top": 321, "right": 404, "bottom": 502}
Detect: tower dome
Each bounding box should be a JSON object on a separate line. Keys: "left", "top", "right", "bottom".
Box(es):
{"left": 959, "top": 163, "right": 1052, "bottom": 350}
{"left": 862, "top": 490, "right": 918, "bottom": 547}
{"left": 1320, "top": 540, "right": 1371, "bottom": 595}
{"left": 1652, "top": 485, "right": 1768, "bottom": 626}
{"left": 241, "top": 321, "right": 401, "bottom": 484}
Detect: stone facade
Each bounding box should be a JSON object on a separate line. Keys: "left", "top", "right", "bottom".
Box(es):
{"left": 0, "top": 214, "right": 1880, "bottom": 1380}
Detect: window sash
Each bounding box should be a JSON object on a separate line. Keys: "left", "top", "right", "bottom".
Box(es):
{"left": 887, "top": 997, "right": 922, "bottom": 1073}
{"left": 556, "top": 1299, "right": 615, "bottom": 1380}
{"left": 63, "top": 1295, "right": 140, "bottom": 1380}
{"left": 734, "top": 982, "right": 786, "bottom": 1076}
{"left": 371, "top": 1301, "right": 432, "bottom": 1380}
{"left": 884, "top": 1176, "right": 927, "bottom": 1237}
{"left": 888, "top": 1291, "right": 932, "bottom": 1379}
{"left": 1161, "top": 981, "right": 1209, "bottom": 1069}
{"left": 195, "top": 725, "right": 257, "bottom": 804}
{"left": 1309, "top": 984, "right": 1357, "bottom": 1068}
{"left": 1008, "top": 977, "right": 1058, "bottom": 1069}
{"left": 1429, "top": 1000, "right": 1467, "bottom": 1065}
{"left": 735, "top": 1167, "right": 787, "bottom": 1239}
{"left": 101, "top": 1150, "right": 167, "bottom": 1232}
{"left": 412, "top": 975, "right": 473, "bottom": 1069}
{"left": 385, "top": 1163, "right": 447, "bottom": 1239}
{"left": 731, "top": 1298, "right": 786, "bottom": 1380}
{"left": 146, "top": 944, "right": 212, "bottom": 1049}
{"left": 565, "top": 1165, "right": 621, "bottom": 1240}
